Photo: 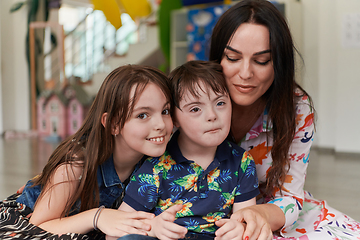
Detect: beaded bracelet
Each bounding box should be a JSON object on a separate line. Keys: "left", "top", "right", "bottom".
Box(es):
{"left": 93, "top": 205, "right": 105, "bottom": 231}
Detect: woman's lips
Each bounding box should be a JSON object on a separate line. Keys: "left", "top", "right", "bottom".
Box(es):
{"left": 234, "top": 84, "right": 255, "bottom": 93}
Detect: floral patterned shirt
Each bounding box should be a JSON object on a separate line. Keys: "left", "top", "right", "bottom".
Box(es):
{"left": 237, "top": 91, "right": 315, "bottom": 231}
{"left": 123, "top": 130, "right": 259, "bottom": 235}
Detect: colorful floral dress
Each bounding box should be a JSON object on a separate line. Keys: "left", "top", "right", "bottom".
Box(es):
{"left": 238, "top": 92, "right": 360, "bottom": 240}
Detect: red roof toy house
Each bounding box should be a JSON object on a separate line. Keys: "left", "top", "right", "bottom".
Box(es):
{"left": 37, "top": 84, "right": 92, "bottom": 141}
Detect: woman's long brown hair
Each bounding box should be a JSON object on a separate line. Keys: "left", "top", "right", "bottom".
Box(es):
{"left": 32, "top": 65, "right": 172, "bottom": 216}
{"left": 209, "top": 0, "right": 315, "bottom": 197}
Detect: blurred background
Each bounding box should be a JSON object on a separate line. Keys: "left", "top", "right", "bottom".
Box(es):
{"left": 0, "top": 0, "right": 359, "bottom": 221}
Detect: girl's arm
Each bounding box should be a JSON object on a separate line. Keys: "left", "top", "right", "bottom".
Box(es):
{"left": 29, "top": 163, "right": 91, "bottom": 233}
{"left": 29, "top": 164, "right": 154, "bottom": 236}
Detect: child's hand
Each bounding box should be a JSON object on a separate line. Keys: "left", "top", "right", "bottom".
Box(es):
{"left": 214, "top": 218, "right": 245, "bottom": 240}
{"left": 98, "top": 209, "right": 154, "bottom": 238}
{"left": 149, "top": 204, "right": 187, "bottom": 240}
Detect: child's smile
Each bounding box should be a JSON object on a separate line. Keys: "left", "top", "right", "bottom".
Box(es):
{"left": 116, "top": 83, "right": 173, "bottom": 161}
{"left": 146, "top": 135, "right": 166, "bottom": 143}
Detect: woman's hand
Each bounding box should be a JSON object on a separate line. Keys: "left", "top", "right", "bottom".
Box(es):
{"left": 148, "top": 204, "right": 187, "bottom": 240}
{"left": 231, "top": 204, "right": 280, "bottom": 240}
{"left": 214, "top": 218, "right": 246, "bottom": 240}
{"left": 99, "top": 209, "right": 154, "bottom": 238}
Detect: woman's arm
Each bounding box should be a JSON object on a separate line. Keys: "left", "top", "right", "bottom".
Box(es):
{"left": 266, "top": 98, "right": 315, "bottom": 230}
{"left": 231, "top": 203, "right": 284, "bottom": 239}
{"left": 231, "top": 97, "right": 315, "bottom": 240}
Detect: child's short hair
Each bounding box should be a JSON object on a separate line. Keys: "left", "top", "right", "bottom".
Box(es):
{"left": 168, "top": 60, "right": 228, "bottom": 109}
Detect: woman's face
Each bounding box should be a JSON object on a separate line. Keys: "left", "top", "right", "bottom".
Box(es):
{"left": 220, "top": 23, "right": 274, "bottom": 107}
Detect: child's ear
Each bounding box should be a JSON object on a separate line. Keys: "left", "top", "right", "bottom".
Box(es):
{"left": 101, "top": 113, "right": 108, "bottom": 128}
{"left": 173, "top": 119, "right": 180, "bottom": 128}
{"left": 101, "top": 113, "right": 119, "bottom": 135}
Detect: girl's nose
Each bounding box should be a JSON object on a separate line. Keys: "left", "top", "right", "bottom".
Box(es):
{"left": 154, "top": 115, "right": 166, "bottom": 130}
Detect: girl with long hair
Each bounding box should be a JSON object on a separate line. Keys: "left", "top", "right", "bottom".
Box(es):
{"left": 0, "top": 65, "right": 174, "bottom": 239}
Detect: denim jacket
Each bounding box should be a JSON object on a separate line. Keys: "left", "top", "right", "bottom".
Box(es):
{"left": 16, "top": 155, "right": 143, "bottom": 214}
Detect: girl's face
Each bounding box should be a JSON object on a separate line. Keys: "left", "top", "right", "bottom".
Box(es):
{"left": 117, "top": 82, "right": 173, "bottom": 159}
{"left": 220, "top": 23, "right": 274, "bottom": 107}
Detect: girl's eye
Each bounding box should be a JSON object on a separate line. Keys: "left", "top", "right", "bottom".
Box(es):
{"left": 217, "top": 101, "right": 225, "bottom": 107}
{"left": 255, "top": 59, "right": 271, "bottom": 66}
{"left": 225, "top": 55, "right": 238, "bottom": 62}
{"left": 162, "top": 109, "right": 170, "bottom": 115}
{"left": 137, "top": 113, "right": 148, "bottom": 119}
{"left": 190, "top": 107, "right": 200, "bottom": 113}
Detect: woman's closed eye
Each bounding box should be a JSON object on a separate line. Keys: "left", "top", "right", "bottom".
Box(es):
{"left": 225, "top": 55, "right": 238, "bottom": 62}
{"left": 255, "top": 59, "right": 271, "bottom": 65}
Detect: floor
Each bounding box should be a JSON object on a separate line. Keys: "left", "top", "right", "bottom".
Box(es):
{"left": 0, "top": 137, "right": 359, "bottom": 222}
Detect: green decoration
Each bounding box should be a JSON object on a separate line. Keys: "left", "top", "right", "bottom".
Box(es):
{"left": 158, "top": 0, "right": 183, "bottom": 65}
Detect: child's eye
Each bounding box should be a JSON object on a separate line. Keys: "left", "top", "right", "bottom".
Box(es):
{"left": 137, "top": 113, "right": 148, "bottom": 119}
{"left": 190, "top": 107, "right": 200, "bottom": 113}
{"left": 162, "top": 109, "right": 170, "bottom": 115}
{"left": 217, "top": 101, "right": 226, "bottom": 106}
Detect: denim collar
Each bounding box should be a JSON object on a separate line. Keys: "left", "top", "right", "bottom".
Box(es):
{"left": 100, "top": 154, "right": 145, "bottom": 188}
{"left": 167, "top": 130, "right": 231, "bottom": 164}
{"left": 100, "top": 155, "right": 122, "bottom": 188}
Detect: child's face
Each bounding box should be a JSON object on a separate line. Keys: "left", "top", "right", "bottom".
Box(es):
{"left": 174, "top": 81, "right": 231, "bottom": 149}
{"left": 117, "top": 83, "right": 173, "bottom": 159}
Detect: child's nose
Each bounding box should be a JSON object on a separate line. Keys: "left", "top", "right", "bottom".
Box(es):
{"left": 207, "top": 108, "right": 217, "bottom": 122}
{"left": 154, "top": 115, "right": 166, "bottom": 130}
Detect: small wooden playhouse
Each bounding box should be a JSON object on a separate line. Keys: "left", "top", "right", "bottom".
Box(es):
{"left": 37, "top": 84, "right": 92, "bottom": 140}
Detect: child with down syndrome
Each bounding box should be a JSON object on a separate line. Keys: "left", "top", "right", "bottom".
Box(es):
{"left": 109, "top": 61, "right": 260, "bottom": 240}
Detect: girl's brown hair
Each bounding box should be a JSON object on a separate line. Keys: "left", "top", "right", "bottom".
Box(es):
{"left": 209, "top": 0, "right": 315, "bottom": 197}
{"left": 33, "top": 65, "right": 172, "bottom": 216}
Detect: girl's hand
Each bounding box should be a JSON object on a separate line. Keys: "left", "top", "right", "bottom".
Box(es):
{"left": 149, "top": 204, "right": 187, "bottom": 240}
{"left": 214, "top": 218, "right": 245, "bottom": 240}
{"left": 98, "top": 209, "right": 155, "bottom": 238}
{"left": 231, "top": 206, "right": 273, "bottom": 240}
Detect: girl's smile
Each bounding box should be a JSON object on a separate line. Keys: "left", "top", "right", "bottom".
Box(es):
{"left": 146, "top": 135, "right": 166, "bottom": 143}
{"left": 116, "top": 83, "right": 173, "bottom": 161}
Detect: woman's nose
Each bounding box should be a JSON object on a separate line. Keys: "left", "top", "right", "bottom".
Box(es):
{"left": 238, "top": 61, "right": 253, "bottom": 80}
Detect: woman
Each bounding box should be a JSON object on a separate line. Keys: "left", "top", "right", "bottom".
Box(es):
{"left": 209, "top": 0, "right": 360, "bottom": 239}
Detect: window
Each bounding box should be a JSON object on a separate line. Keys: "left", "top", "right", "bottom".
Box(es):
{"left": 50, "top": 102, "right": 59, "bottom": 113}
{"left": 73, "top": 120, "right": 78, "bottom": 130}
{"left": 72, "top": 103, "right": 77, "bottom": 114}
